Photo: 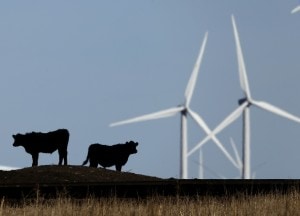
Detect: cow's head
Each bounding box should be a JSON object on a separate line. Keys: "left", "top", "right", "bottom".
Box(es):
{"left": 12, "top": 134, "right": 23, "bottom": 147}
{"left": 126, "top": 141, "right": 138, "bottom": 154}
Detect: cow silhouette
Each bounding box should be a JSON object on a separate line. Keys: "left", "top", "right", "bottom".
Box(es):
{"left": 82, "top": 141, "right": 138, "bottom": 171}
{"left": 12, "top": 129, "right": 69, "bottom": 167}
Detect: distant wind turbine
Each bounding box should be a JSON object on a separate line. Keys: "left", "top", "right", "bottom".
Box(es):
{"left": 229, "top": 137, "right": 243, "bottom": 176}
{"left": 194, "top": 138, "right": 242, "bottom": 179}
{"left": 110, "top": 32, "right": 239, "bottom": 179}
{"left": 188, "top": 15, "right": 300, "bottom": 179}
{"left": 291, "top": 5, "right": 300, "bottom": 14}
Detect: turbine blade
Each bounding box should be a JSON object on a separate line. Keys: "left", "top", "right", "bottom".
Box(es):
{"left": 231, "top": 15, "right": 252, "bottom": 99}
{"left": 188, "top": 109, "right": 239, "bottom": 167}
{"left": 110, "top": 106, "right": 185, "bottom": 127}
{"left": 252, "top": 100, "right": 300, "bottom": 123}
{"left": 291, "top": 5, "right": 300, "bottom": 14}
{"left": 214, "top": 102, "right": 248, "bottom": 135}
{"left": 188, "top": 102, "right": 247, "bottom": 157}
{"left": 188, "top": 130, "right": 240, "bottom": 168}
{"left": 185, "top": 32, "right": 208, "bottom": 106}
{"left": 188, "top": 109, "right": 211, "bottom": 135}
{"left": 211, "top": 135, "right": 240, "bottom": 169}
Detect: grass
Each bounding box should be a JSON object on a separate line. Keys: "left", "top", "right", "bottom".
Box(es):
{"left": 0, "top": 191, "right": 300, "bottom": 216}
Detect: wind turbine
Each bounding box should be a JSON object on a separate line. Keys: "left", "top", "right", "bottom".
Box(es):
{"left": 229, "top": 137, "right": 243, "bottom": 178}
{"left": 188, "top": 15, "right": 300, "bottom": 179}
{"left": 291, "top": 5, "right": 300, "bottom": 14}
{"left": 110, "top": 32, "right": 239, "bottom": 179}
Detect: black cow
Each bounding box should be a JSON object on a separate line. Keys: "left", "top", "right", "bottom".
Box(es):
{"left": 82, "top": 141, "right": 138, "bottom": 171}
{"left": 12, "top": 129, "right": 69, "bottom": 167}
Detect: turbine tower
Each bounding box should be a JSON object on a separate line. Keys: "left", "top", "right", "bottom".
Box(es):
{"left": 188, "top": 15, "right": 300, "bottom": 179}
{"left": 110, "top": 32, "right": 239, "bottom": 179}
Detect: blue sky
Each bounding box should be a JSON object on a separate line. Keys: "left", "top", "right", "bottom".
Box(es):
{"left": 0, "top": 1, "right": 300, "bottom": 179}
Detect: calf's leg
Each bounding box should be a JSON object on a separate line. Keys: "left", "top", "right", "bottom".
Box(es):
{"left": 89, "top": 157, "right": 98, "bottom": 167}
{"left": 64, "top": 150, "right": 68, "bottom": 165}
{"left": 31, "top": 153, "right": 39, "bottom": 167}
{"left": 115, "top": 164, "right": 122, "bottom": 171}
{"left": 58, "top": 149, "right": 68, "bottom": 165}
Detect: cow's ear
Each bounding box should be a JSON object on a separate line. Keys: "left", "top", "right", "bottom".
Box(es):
{"left": 135, "top": 142, "right": 138, "bottom": 146}
{"left": 12, "top": 135, "right": 16, "bottom": 139}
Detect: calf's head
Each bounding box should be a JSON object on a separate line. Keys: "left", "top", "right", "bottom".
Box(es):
{"left": 12, "top": 134, "right": 23, "bottom": 147}
{"left": 126, "top": 141, "right": 138, "bottom": 154}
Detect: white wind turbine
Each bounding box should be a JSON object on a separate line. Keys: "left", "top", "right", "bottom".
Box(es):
{"left": 110, "top": 32, "right": 239, "bottom": 179}
{"left": 188, "top": 15, "right": 300, "bottom": 179}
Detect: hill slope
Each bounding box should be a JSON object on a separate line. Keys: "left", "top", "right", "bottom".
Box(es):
{"left": 0, "top": 165, "right": 161, "bottom": 185}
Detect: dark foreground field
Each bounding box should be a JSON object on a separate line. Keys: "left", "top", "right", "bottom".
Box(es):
{"left": 0, "top": 165, "right": 160, "bottom": 184}
{"left": 1, "top": 165, "right": 300, "bottom": 200}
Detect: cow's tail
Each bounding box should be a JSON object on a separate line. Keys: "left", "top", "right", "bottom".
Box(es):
{"left": 82, "top": 150, "right": 90, "bottom": 166}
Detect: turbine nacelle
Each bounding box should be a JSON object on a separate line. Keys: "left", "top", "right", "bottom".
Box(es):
{"left": 180, "top": 107, "right": 188, "bottom": 116}
{"left": 238, "top": 98, "right": 248, "bottom": 106}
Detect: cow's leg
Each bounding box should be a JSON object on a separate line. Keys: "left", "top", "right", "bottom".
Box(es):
{"left": 64, "top": 150, "right": 68, "bottom": 165}
{"left": 58, "top": 150, "right": 63, "bottom": 165}
{"left": 32, "top": 153, "right": 39, "bottom": 167}
{"left": 115, "top": 164, "right": 122, "bottom": 171}
{"left": 58, "top": 149, "right": 68, "bottom": 165}
{"left": 89, "top": 157, "right": 98, "bottom": 168}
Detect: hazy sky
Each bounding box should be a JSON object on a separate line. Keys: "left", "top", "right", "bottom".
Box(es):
{"left": 1, "top": 1, "right": 300, "bottom": 179}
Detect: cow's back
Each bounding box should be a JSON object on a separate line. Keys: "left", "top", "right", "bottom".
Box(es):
{"left": 24, "top": 129, "right": 69, "bottom": 153}
{"left": 89, "top": 144, "right": 117, "bottom": 167}
{"left": 90, "top": 142, "right": 137, "bottom": 168}
{"left": 39, "top": 129, "right": 69, "bottom": 153}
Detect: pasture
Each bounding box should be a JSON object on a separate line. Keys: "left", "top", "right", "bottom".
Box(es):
{"left": 0, "top": 191, "right": 300, "bottom": 215}
{"left": 0, "top": 166, "right": 300, "bottom": 215}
